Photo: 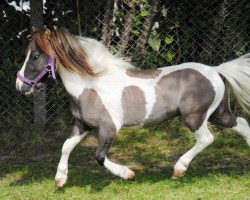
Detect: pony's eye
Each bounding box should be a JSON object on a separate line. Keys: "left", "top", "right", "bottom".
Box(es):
{"left": 31, "top": 54, "right": 39, "bottom": 60}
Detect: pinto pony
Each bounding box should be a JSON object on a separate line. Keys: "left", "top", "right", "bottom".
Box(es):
{"left": 16, "top": 29, "right": 250, "bottom": 188}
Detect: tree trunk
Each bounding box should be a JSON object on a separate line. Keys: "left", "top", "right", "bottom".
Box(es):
{"left": 76, "top": 0, "right": 82, "bottom": 36}
{"left": 30, "top": 0, "right": 46, "bottom": 127}
{"left": 117, "top": 1, "right": 137, "bottom": 56}
{"left": 200, "top": 0, "right": 229, "bottom": 64}
{"left": 222, "top": 0, "right": 245, "bottom": 61}
{"left": 44, "top": 0, "right": 53, "bottom": 29}
{"left": 102, "top": 0, "right": 114, "bottom": 47}
{"left": 134, "top": 0, "right": 159, "bottom": 61}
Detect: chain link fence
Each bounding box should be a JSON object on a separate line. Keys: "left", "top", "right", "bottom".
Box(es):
{"left": 1, "top": 0, "right": 249, "bottom": 131}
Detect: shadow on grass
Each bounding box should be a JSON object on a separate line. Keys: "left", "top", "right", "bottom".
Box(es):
{"left": 1, "top": 125, "right": 249, "bottom": 192}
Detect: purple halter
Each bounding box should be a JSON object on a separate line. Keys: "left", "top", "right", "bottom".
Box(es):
{"left": 17, "top": 56, "right": 56, "bottom": 86}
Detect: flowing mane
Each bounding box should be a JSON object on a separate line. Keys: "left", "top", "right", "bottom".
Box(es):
{"left": 32, "top": 28, "right": 134, "bottom": 77}
{"left": 76, "top": 37, "right": 134, "bottom": 74}
{"left": 32, "top": 28, "right": 97, "bottom": 76}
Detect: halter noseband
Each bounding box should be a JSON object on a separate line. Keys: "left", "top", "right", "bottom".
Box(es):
{"left": 17, "top": 56, "right": 56, "bottom": 86}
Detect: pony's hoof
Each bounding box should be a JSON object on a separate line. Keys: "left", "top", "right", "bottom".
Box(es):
{"left": 55, "top": 178, "right": 67, "bottom": 188}
{"left": 172, "top": 169, "right": 186, "bottom": 179}
{"left": 127, "top": 170, "right": 135, "bottom": 181}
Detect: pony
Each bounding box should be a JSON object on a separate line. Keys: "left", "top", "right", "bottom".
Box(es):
{"left": 16, "top": 28, "right": 250, "bottom": 188}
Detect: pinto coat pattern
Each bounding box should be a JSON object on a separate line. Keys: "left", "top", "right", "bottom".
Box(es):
{"left": 16, "top": 29, "right": 250, "bottom": 188}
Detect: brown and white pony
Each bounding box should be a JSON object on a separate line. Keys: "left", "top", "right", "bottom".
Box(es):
{"left": 16, "top": 29, "right": 250, "bottom": 188}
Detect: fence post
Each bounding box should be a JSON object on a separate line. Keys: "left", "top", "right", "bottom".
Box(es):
{"left": 30, "top": 0, "right": 47, "bottom": 127}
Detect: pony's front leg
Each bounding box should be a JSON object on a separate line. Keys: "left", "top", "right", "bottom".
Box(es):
{"left": 95, "top": 126, "right": 135, "bottom": 180}
{"left": 55, "top": 121, "right": 89, "bottom": 188}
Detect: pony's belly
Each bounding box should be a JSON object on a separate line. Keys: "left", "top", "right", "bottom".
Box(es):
{"left": 143, "top": 109, "right": 179, "bottom": 127}
{"left": 121, "top": 109, "right": 179, "bottom": 129}
{"left": 121, "top": 124, "right": 144, "bottom": 130}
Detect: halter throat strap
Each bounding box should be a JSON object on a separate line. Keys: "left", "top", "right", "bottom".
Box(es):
{"left": 17, "top": 56, "right": 56, "bottom": 86}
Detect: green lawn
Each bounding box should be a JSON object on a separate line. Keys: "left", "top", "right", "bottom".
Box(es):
{"left": 0, "top": 120, "right": 249, "bottom": 200}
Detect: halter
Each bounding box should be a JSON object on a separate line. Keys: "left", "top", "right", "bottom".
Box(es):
{"left": 17, "top": 56, "right": 56, "bottom": 86}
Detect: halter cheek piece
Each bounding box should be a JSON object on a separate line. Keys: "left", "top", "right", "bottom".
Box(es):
{"left": 17, "top": 56, "right": 56, "bottom": 87}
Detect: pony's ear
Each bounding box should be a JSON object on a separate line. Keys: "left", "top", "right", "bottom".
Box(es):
{"left": 44, "top": 28, "right": 51, "bottom": 40}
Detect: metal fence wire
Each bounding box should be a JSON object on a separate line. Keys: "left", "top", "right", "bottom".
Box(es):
{"left": 0, "top": 0, "right": 249, "bottom": 130}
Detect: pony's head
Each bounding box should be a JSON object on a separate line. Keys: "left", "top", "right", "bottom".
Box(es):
{"left": 16, "top": 28, "right": 96, "bottom": 95}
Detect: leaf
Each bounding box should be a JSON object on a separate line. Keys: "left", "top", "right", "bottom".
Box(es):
{"left": 148, "top": 37, "right": 161, "bottom": 52}
{"left": 132, "top": 30, "right": 140, "bottom": 36}
{"left": 134, "top": 15, "right": 142, "bottom": 26}
{"left": 164, "top": 36, "right": 174, "bottom": 44}
{"left": 90, "top": 26, "right": 98, "bottom": 33}
{"left": 140, "top": 9, "right": 148, "bottom": 17}
{"left": 166, "top": 51, "right": 175, "bottom": 62}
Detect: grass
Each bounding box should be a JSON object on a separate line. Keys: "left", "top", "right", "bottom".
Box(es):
{"left": 0, "top": 119, "right": 249, "bottom": 200}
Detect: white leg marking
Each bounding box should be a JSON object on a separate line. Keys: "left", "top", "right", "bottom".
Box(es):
{"left": 104, "top": 157, "right": 135, "bottom": 180}
{"left": 16, "top": 49, "right": 31, "bottom": 90}
{"left": 233, "top": 117, "right": 250, "bottom": 147}
{"left": 55, "top": 132, "right": 88, "bottom": 182}
{"left": 174, "top": 121, "right": 214, "bottom": 172}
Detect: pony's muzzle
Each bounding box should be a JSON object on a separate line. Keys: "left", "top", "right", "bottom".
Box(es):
{"left": 16, "top": 78, "right": 34, "bottom": 95}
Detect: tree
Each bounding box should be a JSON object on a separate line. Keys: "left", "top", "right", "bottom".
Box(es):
{"left": 199, "top": 0, "right": 229, "bottom": 64}
{"left": 102, "top": 0, "right": 115, "bottom": 47}
{"left": 134, "top": 0, "right": 160, "bottom": 62}
{"left": 117, "top": 0, "right": 137, "bottom": 56}
{"left": 30, "top": 0, "right": 47, "bottom": 127}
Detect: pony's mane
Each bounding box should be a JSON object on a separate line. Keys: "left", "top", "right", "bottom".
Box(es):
{"left": 32, "top": 28, "right": 97, "bottom": 76}
{"left": 32, "top": 28, "right": 134, "bottom": 77}
{"left": 76, "top": 37, "right": 134, "bottom": 74}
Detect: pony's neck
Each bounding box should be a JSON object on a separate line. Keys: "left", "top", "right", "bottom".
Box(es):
{"left": 58, "top": 66, "right": 93, "bottom": 98}
{"left": 57, "top": 37, "right": 134, "bottom": 98}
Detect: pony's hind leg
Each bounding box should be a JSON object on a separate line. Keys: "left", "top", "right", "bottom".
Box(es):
{"left": 173, "top": 83, "right": 219, "bottom": 179}
{"left": 96, "top": 127, "right": 135, "bottom": 180}
{"left": 233, "top": 117, "right": 250, "bottom": 146}
{"left": 209, "top": 102, "right": 250, "bottom": 147}
{"left": 172, "top": 118, "right": 214, "bottom": 179}
{"left": 55, "top": 121, "right": 90, "bottom": 188}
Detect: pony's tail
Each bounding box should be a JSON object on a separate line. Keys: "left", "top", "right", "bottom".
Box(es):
{"left": 215, "top": 53, "right": 250, "bottom": 113}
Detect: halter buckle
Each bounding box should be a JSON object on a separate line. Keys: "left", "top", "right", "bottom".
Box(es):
{"left": 45, "top": 65, "right": 52, "bottom": 72}
{"left": 30, "top": 80, "right": 36, "bottom": 86}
